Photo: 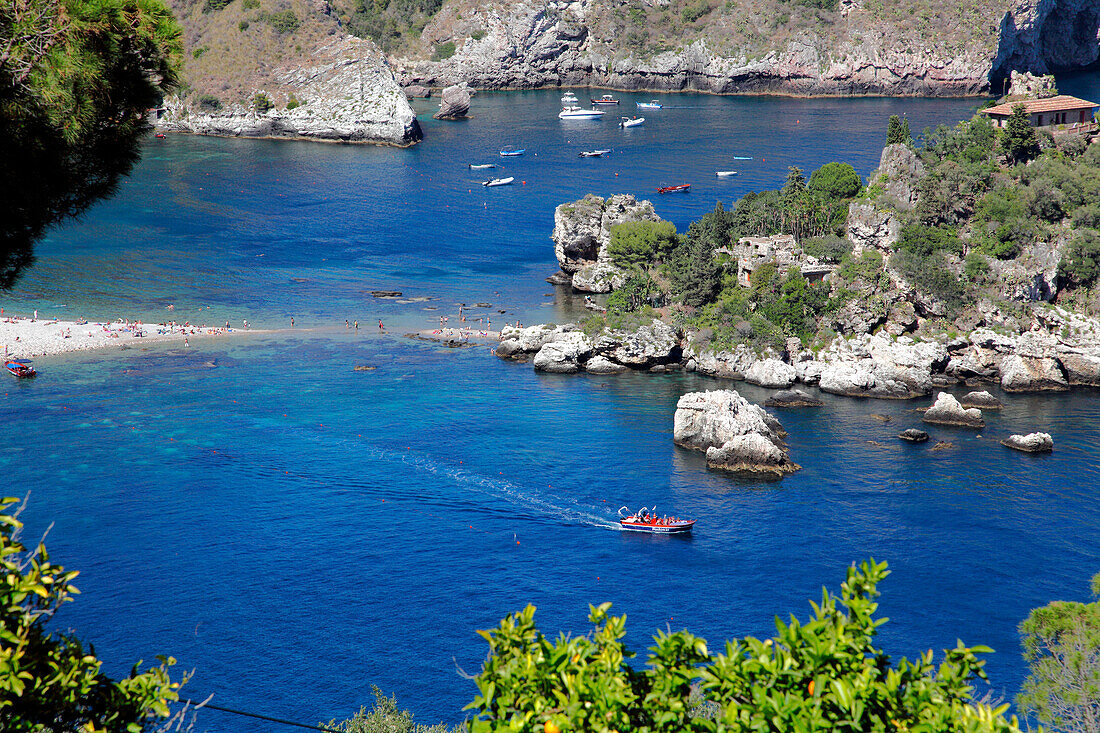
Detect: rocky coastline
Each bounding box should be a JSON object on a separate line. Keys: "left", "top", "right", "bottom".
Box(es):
{"left": 394, "top": 0, "right": 1100, "bottom": 97}
{"left": 158, "top": 37, "right": 422, "bottom": 146}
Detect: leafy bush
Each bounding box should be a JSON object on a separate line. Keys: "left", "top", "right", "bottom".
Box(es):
{"left": 837, "top": 250, "right": 884, "bottom": 281}
{"left": 262, "top": 9, "right": 300, "bottom": 33}
{"left": 430, "top": 41, "right": 456, "bottom": 60}
{"left": 1059, "top": 229, "right": 1100, "bottom": 287}
{"left": 964, "top": 251, "right": 991, "bottom": 281}
{"left": 681, "top": 0, "right": 711, "bottom": 22}
{"left": 801, "top": 234, "right": 851, "bottom": 262}
{"left": 465, "top": 560, "right": 1024, "bottom": 733}
{"left": 897, "top": 223, "right": 962, "bottom": 256}
{"left": 808, "top": 161, "right": 862, "bottom": 200}
{"left": 1059, "top": 133, "right": 1089, "bottom": 158}
{"left": 608, "top": 220, "right": 678, "bottom": 268}
{"left": 471, "top": 28, "right": 485, "bottom": 40}
{"left": 191, "top": 45, "right": 208, "bottom": 58}
{"left": 890, "top": 249, "right": 965, "bottom": 311}
{"left": 242, "top": 0, "right": 259, "bottom": 8}
{"left": 238, "top": 19, "right": 249, "bottom": 29}
{"left": 1072, "top": 203, "right": 1100, "bottom": 229}
{"left": 197, "top": 93, "right": 222, "bottom": 111}
{"left": 203, "top": 0, "right": 232, "bottom": 12}
{"left": 1025, "top": 177, "right": 1065, "bottom": 222}
{"left": 607, "top": 273, "right": 663, "bottom": 314}
{"left": 286, "top": 94, "right": 301, "bottom": 110}
{"left": 325, "top": 686, "right": 454, "bottom": 733}
{"left": 252, "top": 92, "right": 274, "bottom": 113}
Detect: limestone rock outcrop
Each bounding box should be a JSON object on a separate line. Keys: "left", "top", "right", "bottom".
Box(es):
{"left": 532, "top": 332, "right": 592, "bottom": 373}
{"left": 158, "top": 37, "right": 422, "bottom": 146}
{"left": 673, "top": 390, "right": 799, "bottom": 476}
{"left": 922, "top": 392, "right": 984, "bottom": 428}
{"left": 552, "top": 194, "right": 660, "bottom": 293}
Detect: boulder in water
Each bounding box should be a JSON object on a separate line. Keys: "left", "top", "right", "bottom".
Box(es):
{"left": 764, "top": 389, "right": 824, "bottom": 408}
{"left": 1001, "top": 432, "right": 1053, "bottom": 453}
{"left": 673, "top": 389, "right": 799, "bottom": 477}
{"left": 898, "top": 428, "right": 929, "bottom": 443}
{"left": 433, "top": 83, "right": 471, "bottom": 119}
{"left": 960, "top": 390, "right": 1003, "bottom": 409}
{"left": 922, "top": 392, "right": 984, "bottom": 428}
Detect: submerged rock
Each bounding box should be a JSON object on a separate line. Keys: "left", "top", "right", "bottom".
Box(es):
{"left": 1001, "top": 432, "right": 1054, "bottom": 453}
{"left": 922, "top": 392, "right": 984, "bottom": 428}
{"left": 960, "top": 390, "right": 1003, "bottom": 409}
{"left": 673, "top": 390, "right": 798, "bottom": 477}
{"left": 764, "top": 389, "right": 824, "bottom": 408}
{"left": 898, "top": 428, "right": 929, "bottom": 442}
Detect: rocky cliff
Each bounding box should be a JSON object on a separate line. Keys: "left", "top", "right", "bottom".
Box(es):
{"left": 394, "top": 0, "right": 1100, "bottom": 96}
{"left": 158, "top": 36, "right": 422, "bottom": 145}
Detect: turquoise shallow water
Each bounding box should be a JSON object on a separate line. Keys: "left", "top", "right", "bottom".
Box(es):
{"left": 5, "top": 88, "right": 1100, "bottom": 730}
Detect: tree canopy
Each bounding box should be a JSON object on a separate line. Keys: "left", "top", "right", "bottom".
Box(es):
{"left": 466, "top": 559, "right": 1024, "bottom": 733}
{"left": 1018, "top": 572, "right": 1100, "bottom": 733}
{"left": 1002, "top": 104, "right": 1040, "bottom": 165}
{"left": 0, "top": 0, "right": 183, "bottom": 288}
{"left": 0, "top": 496, "right": 187, "bottom": 731}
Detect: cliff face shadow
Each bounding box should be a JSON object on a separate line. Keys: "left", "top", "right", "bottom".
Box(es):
{"left": 992, "top": 0, "right": 1100, "bottom": 86}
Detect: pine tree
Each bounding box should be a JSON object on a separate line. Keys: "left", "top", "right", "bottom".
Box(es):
{"left": 900, "top": 118, "right": 911, "bottom": 143}
{"left": 886, "top": 115, "right": 904, "bottom": 144}
{"left": 1003, "top": 103, "right": 1040, "bottom": 164}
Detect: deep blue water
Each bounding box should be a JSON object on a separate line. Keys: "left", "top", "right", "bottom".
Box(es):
{"left": 5, "top": 88, "right": 1100, "bottom": 731}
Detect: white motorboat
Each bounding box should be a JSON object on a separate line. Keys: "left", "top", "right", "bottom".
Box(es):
{"left": 619, "top": 116, "right": 645, "bottom": 128}
{"left": 715, "top": 171, "right": 738, "bottom": 177}
{"left": 579, "top": 149, "right": 612, "bottom": 158}
{"left": 483, "top": 176, "right": 514, "bottom": 187}
{"left": 469, "top": 163, "right": 497, "bottom": 170}
{"left": 559, "top": 92, "right": 604, "bottom": 120}
{"left": 636, "top": 100, "right": 663, "bottom": 109}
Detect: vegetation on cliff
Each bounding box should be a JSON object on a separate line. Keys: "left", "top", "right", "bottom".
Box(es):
{"left": 0, "top": 0, "right": 183, "bottom": 287}
{"left": 464, "top": 560, "right": 1024, "bottom": 732}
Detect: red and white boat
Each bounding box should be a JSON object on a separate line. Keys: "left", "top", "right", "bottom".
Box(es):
{"left": 5, "top": 360, "right": 36, "bottom": 378}
{"left": 657, "top": 184, "right": 691, "bottom": 194}
{"left": 618, "top": 506, "right": 695, "bottom": 533}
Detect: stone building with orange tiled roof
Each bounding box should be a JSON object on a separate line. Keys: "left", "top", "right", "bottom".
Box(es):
{"left": 979, "top": 95, "right": 1099, "bottom": 130}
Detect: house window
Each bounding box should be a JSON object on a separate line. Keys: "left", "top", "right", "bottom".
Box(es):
{"left": 1037, "top": 114, "right": 1044, "bottom": 126}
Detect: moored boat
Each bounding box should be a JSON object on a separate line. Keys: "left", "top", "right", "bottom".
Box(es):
{"left": 578, "top": 149, "right": 612, "bottom": 158}
{"left": 637, "top": 100, "right": 663, "bottom": 109}
{"left": 483, "top": 176, "right": 515, "bottom": 187}
{"left": 499, "top": 148, "right": 526, "bottom": 157}
{"left": 716, "top": 171, "right": 738, "bottom": 177}
{"left": 5, "top": 361, "right": 36, "bottom": 378}
{"left": 559, "top": 92, "right": 604, "bottom": 120}
{"left": 618, "top": 506, "right": 695, "bottom": 534}
{"left": 657, "top": 183, "right": 691, "bottom": 194}
{"left": 619, "top": 117, "right": 645, "bottom": 128}
{"left": 591, "top": 94, "right": 619, "bottom": 106}
{"left": 469, "top": 163, "right": 497, "bottom": 170}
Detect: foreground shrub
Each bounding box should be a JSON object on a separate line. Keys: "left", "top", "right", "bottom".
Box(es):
{"left": 466, "top": 560, "right": 1023, "bottom": 733}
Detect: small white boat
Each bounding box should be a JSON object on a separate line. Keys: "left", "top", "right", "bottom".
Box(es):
{"left": 483, "top": 176, "right": 514, "bottom": 187}
{"left": 559, "top": 92, "right": 604, "bottom": 120}
{"left": 499, "top": 147, "right": 526, "bottom": 157}
{"left": 619, "top": 117, "right": 645, "bottom": 128}
{"left": 716, "top": 171, "right": 738, "bottom": 177}
{"left": 469, "top": 163, "right": 497, "bottom": 170}
{"left": 579, "top": 149, "right": 612, "bottom": 158}
{"left": 636, "top": 100, "right": 662, "bottom": 109}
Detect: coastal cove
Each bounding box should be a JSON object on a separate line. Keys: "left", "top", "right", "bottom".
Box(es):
{"left": 6, "top": 87, "right": 1100, "bottom": 731}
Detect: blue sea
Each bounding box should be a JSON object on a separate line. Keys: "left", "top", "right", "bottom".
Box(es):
{"left": 5, "top": 87, "right": 1100, "bottom": 731}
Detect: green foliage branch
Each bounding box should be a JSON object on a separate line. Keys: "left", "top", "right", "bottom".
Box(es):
{"left": 466, "top": 560, "right": 1024, "bottom": 733}
{"left": 0, "top": 497, "right": 187, "bottom": 731}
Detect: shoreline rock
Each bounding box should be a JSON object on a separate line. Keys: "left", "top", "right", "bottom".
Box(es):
{"left": 764, "top": 389, "right": 824, "bottom": 408}
{"left": 960, "top": 390, "right": 1004, "bottom": 409}
{"left": 158, "top": 37, "right": 422, "bottom": 147}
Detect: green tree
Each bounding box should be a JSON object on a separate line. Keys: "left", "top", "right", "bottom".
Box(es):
{"left": 1018, "top": 573, "right": 1100, "bottom": 733}
{"left": 782, "top": 166, "right": 807, "bottom": 198}
{"left": 1003, "top": 104, "right": 1040, "bottom": 164}
{"left": 668, "top": 203, "right": 730, "bottom": 308}
{"left": 466, "top": 560, "right": 1025, "bottom": 733}
{"left": 887, "top": 114, "right": 905, "bottom": 145}
{"left": 0, "top": 497, "right": 187, "bottom": 730}
{"left": 608, "top": 220, "right": 679, "bottom": 269}
{"left": 607, "top": 273, "right": 662, "bottom": 314}
{"left": 808, "top": 162, "right": 862, "bottom": 200}
{"left": 901, "top": 117, "right": 912, "bottom": 143}
{"left": 252, "top": 91, "right": 274, "bottom": 113}
{"left": 0, "top": 0, "right": 183, "bottom": 288}
{"left": 326, "top": 686, "right": 455, "bottom": 733}
{"left": 1060, "top": 229, "right": 1100, "bottom": 288}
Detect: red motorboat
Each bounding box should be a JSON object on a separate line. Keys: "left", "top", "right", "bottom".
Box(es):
{"left": 618, "top": 506, "right": 695, "bottom": 534}
{"left": 5, "top": 361, "right": 36, "bottom": 378}
{"left": 657, "top": 184, "right": 691, "bottom": 194}
{"left": 154, "top": 133, "right": 167, "bottom": 139}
